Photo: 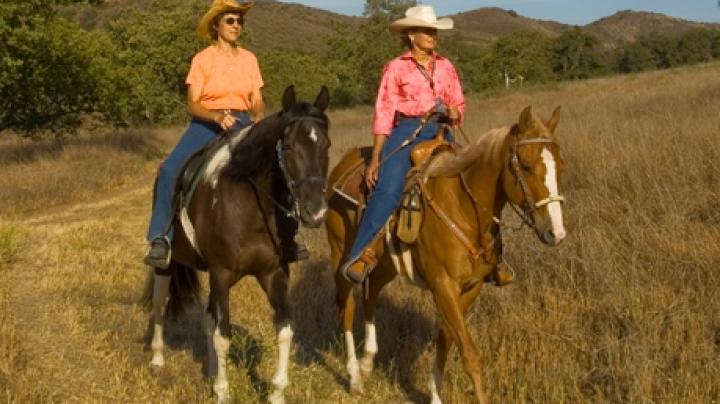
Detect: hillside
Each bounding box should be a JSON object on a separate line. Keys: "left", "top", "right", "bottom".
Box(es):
{"left": 63, "top": 1, "right": 720, "bottom": 53}
{"left": 450, "top": 7, "right": 567, "bottom": 46}
{"left": 587, "top": 10, "right": 720, "bottom": 48}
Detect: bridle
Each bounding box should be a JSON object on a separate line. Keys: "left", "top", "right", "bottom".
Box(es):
{"left": 507, "top": 133, "right": 565, "bottom": 228}
{"left": 273, "top": 115, "right": 329, "bottom": 219}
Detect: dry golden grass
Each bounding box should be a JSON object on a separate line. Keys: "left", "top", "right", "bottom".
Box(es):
{"left": 1, "top": 62, "right": 719, "bottom": 403}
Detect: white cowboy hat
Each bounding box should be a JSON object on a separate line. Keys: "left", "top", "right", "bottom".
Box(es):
{"left": 197, "top": 0, "right": 254, "bottom": 39}
{"left": 389, "top": 5, "right": 454, "bottom": 33}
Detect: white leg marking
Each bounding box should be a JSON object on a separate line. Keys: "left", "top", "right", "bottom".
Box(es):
{"left": 150, "top": 274, "right": 170, "bottom": 368}
{"left": 213, "top": 326, "right": 231, "bottom": 403}
{"left": 428, "top": 365, "right": 444, "bottom": 404}
{"left": 541, "top": 148, "right": 566, "bottom": 242}
{"left": 360, "top": 322, "right": 377, "bottom": 376}
{"left": 269, "top": 325, "right": 293, "bottom": 404}
{"left": 345, "top": 330, "right": 363, "bottom": 393}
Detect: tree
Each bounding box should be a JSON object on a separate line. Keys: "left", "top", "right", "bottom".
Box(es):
{"left": 550, "top": 28, "right": 604, "bottom": 79}
{"left": 672, "top": 28, "right": 715, "bottom": 65}
{"left": 0, "top": 0, "right": 107, "bottom": 135}
{"left": 324, "top": 0, "right": 417, "bottom": 106}
{"left": 480, "top": 30, "right": 553, "bottom": 88}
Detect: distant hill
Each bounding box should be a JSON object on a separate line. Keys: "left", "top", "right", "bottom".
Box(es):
{"left": 585, "top": 10, "right": 720, "bottom": 49}
{"left": 64, "top": 1, "right": 720, "bottom": 52}
{"left": 449, "top": 7, "right": 567, "bottom": 46}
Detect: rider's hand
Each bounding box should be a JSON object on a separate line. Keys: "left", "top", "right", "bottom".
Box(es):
{"left": 447, "top": 105, "right": 460, "bottom": 129}
{"left": 215, "top": 113, "right": 237, "bottom": 131}
{"left": 364, "top": 157, "right": 380, "bottom": 189}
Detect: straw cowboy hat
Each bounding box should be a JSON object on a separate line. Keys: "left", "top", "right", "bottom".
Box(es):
{"left": 197, "top": 0, "right": 254, "bottom": 39}
{"left": 389, "top": 5, "right": 454, "bottom": 33}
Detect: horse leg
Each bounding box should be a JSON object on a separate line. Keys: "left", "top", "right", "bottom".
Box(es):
{"left": 429, "top": 280, "right": 485, "bottom": 404}
{"left": 257, "top": 269, "right": 293, "bottom": 404}
{"left": 206, "top": 268, "right": 234, "bottom": 404}
{"left": 150, "top": 271, "right": 171, "bottom": 368}
{"left": 432, "top": 277, "right": 489, "bottom": 404}
{"left": 332, "top": 269, "right": 364, "bottom": 395}
{"left": 360, "top": 262, "right": 395, "bottom": 377}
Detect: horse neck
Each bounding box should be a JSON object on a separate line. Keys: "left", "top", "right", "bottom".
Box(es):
{"left": 463, "top": 128, "right": 512, "bottom": 222}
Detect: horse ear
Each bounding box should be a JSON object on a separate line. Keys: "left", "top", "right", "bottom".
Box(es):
{"left": 518, "top": 106, "right": 535, "bottom": 132}
{"left": 546, "top": 106, "right": 561, "bottom": 133}
{"left": 314, "top": 86, "right": 330, "bottom": 112}
{"left": 282, "top": 85, "right": 296, "bottom": 112}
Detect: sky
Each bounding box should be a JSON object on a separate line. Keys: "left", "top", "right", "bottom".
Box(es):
{"left": 279, "top": 0, "right": 720, "bottom": 25}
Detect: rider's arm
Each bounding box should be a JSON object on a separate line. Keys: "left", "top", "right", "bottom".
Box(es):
{"left": 365, "top": 134, "right": 387, "bottom": 188}
{"left": 187, "top": 84, "right": 235, "bottom": 130}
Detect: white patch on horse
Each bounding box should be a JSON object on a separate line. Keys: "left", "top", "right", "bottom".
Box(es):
{"left": 212, "top": 326, "right": 231, "bottom": 402}
{"left": 541, "top": 148, "right": 566, "bottom": 241}
{"left": 385, "top": 227, "right": 426, "bottom": 289}
{"left": 428, "top": 365, "right": 444, "bottom": 404}
{"left": 204, "top": 125, "right": 253, "bottom": 189}
{"left": 360, "top": 322, "right": 377, "bottom": 375}
{"left": 344, "top": 330, "right": 362, "bottom": 392}
{"left": 269, "top": 325, "right": 293, "bottom": 403}
{"left": 180, "top": 207, "right": 203, "bottom": 258}
{"left": 309, "top": 127, "right": 318, "bottom": 143}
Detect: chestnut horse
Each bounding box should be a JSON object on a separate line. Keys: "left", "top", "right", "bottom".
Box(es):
{"left": 324, "top": 106, "right": 565, "bottom": 403}
{"left": 143, "top": 86, "right": 330, "bottom": 404}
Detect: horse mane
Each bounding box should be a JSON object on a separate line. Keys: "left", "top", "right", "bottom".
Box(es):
{"left": 425, "top": 126, "right": 511, "bottom": 178}
{"left": 224, "top": 114, "right": 283, "bottom": 180}
{"left": 224, "top": 101, "right": 328, "bottom": 180}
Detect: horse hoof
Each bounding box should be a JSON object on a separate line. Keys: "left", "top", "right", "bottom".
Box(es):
{"left": 150, "top": 355, "right": 165, "bottom": 368}
{"left": 349, "top": 382, "right": 365, "bottom": 396}
{"left": 268, "top": 390, "right": 286, "bottom": 404}
{"left": 360, "top": 362, "right": 373, "bottom": 378}
{"left": 214, "top": 383, "right": 230, "bottom": 404}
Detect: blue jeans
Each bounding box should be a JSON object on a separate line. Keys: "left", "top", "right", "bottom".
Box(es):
{"left": 146, "top": 112, "right": 251, "bottom": 241}
{"left": 344, "top": 117, "right": 452, "bottom": 264}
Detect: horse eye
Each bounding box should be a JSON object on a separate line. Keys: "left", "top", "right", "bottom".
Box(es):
{"left": 521, "top": 164, "right": 532, "bottom": 172}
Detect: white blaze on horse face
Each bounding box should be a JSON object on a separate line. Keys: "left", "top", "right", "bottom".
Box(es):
{"left": 541, "top": 148, "right": 566, "bottom": 241}
{"left": 309, "top": 127, "right": 318, "bottom": 143}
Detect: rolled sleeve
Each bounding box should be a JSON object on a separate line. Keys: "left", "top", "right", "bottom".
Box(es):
{"left": 372, "top": 63, "right": 399, "bottom": 136}
{"left": 445, "top": 64, "right": 466, "bottom": 122}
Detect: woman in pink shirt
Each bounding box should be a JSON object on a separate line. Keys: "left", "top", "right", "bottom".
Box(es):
{"left": 341, "top": 5, "right": 466, "bottom": 283}
{"left": 145, "top": 0, "right": 306, "bottom": 268}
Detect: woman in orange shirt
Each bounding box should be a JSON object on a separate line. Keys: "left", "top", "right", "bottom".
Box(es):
{"left": 144, "top": 0, "right": 306, "bottom": 268}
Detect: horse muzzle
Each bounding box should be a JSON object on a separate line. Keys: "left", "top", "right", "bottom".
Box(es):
{"left": 298, "top": 199, "right": 327, "bottom": 228}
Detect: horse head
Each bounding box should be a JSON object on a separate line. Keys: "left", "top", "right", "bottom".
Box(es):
{"left": 502, "top": 106, "right": 566, "bottom": 246}
{"left": 277, "top": 85, "right": 331, "bottom": 228}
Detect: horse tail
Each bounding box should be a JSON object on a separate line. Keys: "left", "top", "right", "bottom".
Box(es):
{"left": 167, "top": 264, "right": 201, "bottom": 318}
{"left": 138, "top": 264, "right": 202, "bottom": 318}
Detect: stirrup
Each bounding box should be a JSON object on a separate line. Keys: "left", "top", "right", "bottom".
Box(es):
{"left": 342, "top": 248, "right": 378, "bottom": 284}
{"left": 144, "top": 236, "right": 171, "bottom": 269}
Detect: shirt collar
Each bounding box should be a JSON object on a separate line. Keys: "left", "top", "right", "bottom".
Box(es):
{"left": 400, "top": 50, "right": 445, "bottom": 61}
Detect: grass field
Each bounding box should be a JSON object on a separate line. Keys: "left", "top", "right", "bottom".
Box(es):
{"left": 1, "top": 62, "right": 719, "bottom": 403}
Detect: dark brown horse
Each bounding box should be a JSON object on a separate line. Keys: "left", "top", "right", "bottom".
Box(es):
{"left": 325, "top": 106, "right": 565, "bottom": 403}
{"left": 143, "top": 86, "right": 330, "bottom": 404}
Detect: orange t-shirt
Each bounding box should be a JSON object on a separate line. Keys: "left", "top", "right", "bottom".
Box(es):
{"left": 185, "top": 46, "right": 264, "bottom": 111}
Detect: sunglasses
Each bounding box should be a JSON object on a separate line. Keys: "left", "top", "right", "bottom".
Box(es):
{"left": 222, "top": 17, "right": 243, "bottom": 26}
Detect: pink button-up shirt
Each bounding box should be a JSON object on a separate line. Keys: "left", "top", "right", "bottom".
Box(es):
{"left": 372, "top": 51, "right": 466, "bottom": 136}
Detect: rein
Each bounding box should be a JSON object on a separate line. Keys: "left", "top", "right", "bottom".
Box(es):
{"left": 416, "top": 168, "right": 499, "bottom": 263}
